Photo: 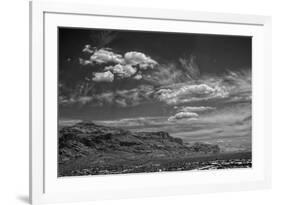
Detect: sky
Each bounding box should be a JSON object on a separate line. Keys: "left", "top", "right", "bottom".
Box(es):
{"left": 58, "top": 27, "right": 252, "bottom": 152}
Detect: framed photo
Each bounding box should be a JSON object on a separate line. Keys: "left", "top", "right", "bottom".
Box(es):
{"left": 30, "top": 1, "right": 272, "bottom": 204}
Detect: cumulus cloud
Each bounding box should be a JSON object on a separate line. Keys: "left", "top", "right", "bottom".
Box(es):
{"left": 168, "top": 111, "right": 199, "bottom": 121}
{"left": 124, "top": 51, "right": 157, "bottom": 69}
{"left": 92, "top": 71, "right": 114, "bottom": 82}
{"left": 78, "top": 47, "right": 158, "bottom": 83}
{"left": 80, "top": 48, "right": 158, "bottom": 69}
{"left": 105, "top": 64, "right": 137, "bottom": 79}
{"left": 90, "top": 49, "right": 124, "bottom": 64}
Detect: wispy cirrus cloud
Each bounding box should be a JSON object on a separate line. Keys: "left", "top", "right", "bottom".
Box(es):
{"left": 144, "top": 55, "right": 200, "bottom": 86}
{"left": 60, "top": 70, "right": 251, "bottom": 115}
{"left": 159, "top": 70, "right": 251, "bottom": 121}
{"left": 144, "top": 63, "right": 187, "bottom": 85}
{"left": 59, "top": 85, "right": 155, "bottom": 108}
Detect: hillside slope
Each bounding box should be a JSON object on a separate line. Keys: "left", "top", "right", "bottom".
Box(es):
{"left": 58, "top": 122, "right": 222, "bottom": 176}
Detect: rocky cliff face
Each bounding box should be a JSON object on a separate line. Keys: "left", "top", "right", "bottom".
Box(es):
{"left": 58, "top": 122, "right": 220, "bottom": 176}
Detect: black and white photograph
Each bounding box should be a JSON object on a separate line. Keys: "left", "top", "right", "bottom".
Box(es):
{"left": 58, "top": 27, "right": 252, "bottom": 177}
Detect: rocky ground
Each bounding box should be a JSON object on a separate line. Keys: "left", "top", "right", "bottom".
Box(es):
{"left": 58, "top": 122, "right": 251, "bottom": 177}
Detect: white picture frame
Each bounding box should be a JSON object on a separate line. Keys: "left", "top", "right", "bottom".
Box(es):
{"left": 30, "top": 1, "right": 272, "bottom": 204}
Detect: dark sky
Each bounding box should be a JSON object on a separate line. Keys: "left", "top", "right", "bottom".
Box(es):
{"left": 58, "top": 27, "right": 252, "bottom": 121}
{"left": 59, "top": 27, "right": 252, "bottom": 74}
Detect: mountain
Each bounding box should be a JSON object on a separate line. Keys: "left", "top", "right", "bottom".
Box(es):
{"left": 58, "top": 122, "right": 221, "bottom": 176}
